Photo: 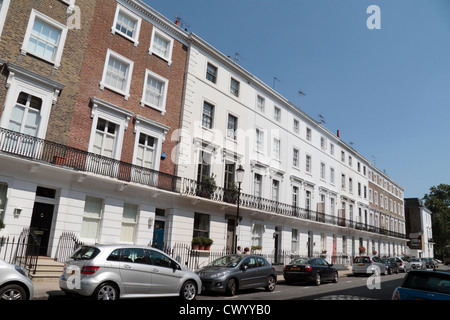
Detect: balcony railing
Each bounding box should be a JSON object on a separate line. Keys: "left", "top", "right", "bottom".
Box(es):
{"left": 0, "top": 127, "right": 406, "bottom": 239}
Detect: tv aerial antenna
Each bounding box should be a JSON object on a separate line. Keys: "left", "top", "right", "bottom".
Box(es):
{"left": 298, "top": 90, "right": 306, "bottom": 107}
{"left": 273, "top": 77, "right": 280, "bottom": 89}
{"left": 175, "top": 15, "right": 190, "bottom": 30}
{"left": 318, "top": 114, "right": 326, "bottom": 125}
{"left": 234, "top": 52, "right": 245, "bottom": 63}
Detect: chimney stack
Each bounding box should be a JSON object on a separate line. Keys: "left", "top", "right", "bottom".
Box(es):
{"left": 337, "top": 130, "right": 340, "bottom": 138}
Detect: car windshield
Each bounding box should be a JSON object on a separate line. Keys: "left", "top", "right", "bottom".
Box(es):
{"left": 70, "top": 246, "right": 100, "bottom": 260}
{"left": 207, "top": 255, "right": 242, "bottom": 268}
{"left": 289, "top": 258, "right": 310, "bottom": 265}
{"left": 411, "top": 258, "right": 420, "bottom": 262}
{"left": 403, "top": 272, "right": 450, "bottom": 295}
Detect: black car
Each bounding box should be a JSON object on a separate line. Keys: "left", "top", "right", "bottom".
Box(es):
{"left": 283, "top": 257, "right": 338, "bottom": 285}
{"left": 383, "top": 258, "right": 399, "bottom": 274}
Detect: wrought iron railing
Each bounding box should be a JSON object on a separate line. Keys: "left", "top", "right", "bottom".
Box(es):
{"left": 0, "top": 127, "right": 406, "bottom": 239}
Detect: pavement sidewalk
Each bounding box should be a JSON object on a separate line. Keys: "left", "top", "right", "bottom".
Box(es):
{"left": 32, "top": 267, "right": 353, "bottom": 300}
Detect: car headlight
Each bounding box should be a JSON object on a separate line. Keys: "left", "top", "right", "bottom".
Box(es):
{"left": 15, "top": 266, "right": 28, "bottom": 277}
{"left": 210, "top": 271, "right": 230, "bottom": 279}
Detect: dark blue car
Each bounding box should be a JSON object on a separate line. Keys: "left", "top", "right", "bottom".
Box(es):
{"left": 392, "top": 270, "right": 450, "bottom": 300}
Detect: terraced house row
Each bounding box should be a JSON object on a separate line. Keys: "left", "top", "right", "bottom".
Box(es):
{"left": 0, "top": 0, "right": 407, "bottom": 266}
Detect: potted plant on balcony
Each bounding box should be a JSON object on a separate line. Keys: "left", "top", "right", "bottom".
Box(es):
{"left": 197, "top": 174, "right": 217, "bottom": 198}
{"left": 224, "top": 181, "right": 239, "bottom": 204}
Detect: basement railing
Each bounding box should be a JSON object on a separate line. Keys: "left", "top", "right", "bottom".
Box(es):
{"left": 0, "top": 127, "right": 406, "bottom": 239}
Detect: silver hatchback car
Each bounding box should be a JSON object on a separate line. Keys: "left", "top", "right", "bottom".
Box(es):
{"left": 352, "top": 256, "right": 388, "bottom": 276}
{"left": 59, "top": 244, "right": 201, "bottom": 300}
{"left": 0, "top": 259, "right": 34, "bottom": 300}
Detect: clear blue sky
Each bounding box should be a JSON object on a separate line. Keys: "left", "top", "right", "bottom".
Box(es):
{"left": 145, "top": 0, "right": 450, "bottom": 199}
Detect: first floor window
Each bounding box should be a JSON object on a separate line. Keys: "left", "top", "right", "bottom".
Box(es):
{"left": 120, "top": 203, "right": 138, "bottom": 242}
{"left": 93, "top": 118, "right": 117, "bottom": 158}
{"left": 254, "top": 173, "right": 262, "bottom": 198}
{"left": 8, "top": 92, "right": 42, "bottom": 136}
{"left": 81, "top": 196, "right": 103, "bottom": 240}
{"left": 227, "top": 114, "right": 238, "bottom": 139}
{"left": 136, "top": 133, "right": 155, "bottom": 169}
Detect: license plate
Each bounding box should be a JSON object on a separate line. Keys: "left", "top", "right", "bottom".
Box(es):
{"left": 290, "top": 267, "right": 300, "bottom": 271}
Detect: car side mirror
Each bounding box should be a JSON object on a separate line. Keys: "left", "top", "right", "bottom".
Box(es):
{"left": 329, "top": 263, "right": 333, "bottom": 267}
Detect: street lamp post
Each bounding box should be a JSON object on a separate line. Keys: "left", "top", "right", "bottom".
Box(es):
{"left": 234, "top": 165, "right": 245, "bottom": 254}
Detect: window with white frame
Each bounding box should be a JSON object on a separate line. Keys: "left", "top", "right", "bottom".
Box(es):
{"left": 202, "top": 101, "right": 214, "bottom": 129}
{"left": 141, "top": 69, "right": 168, "bottom": 114}
{"left": 100, "top": 49, "right": 134, "bottom": 99}
{"left": 320, "top": 162, "right": 326, "bottom": 180}
{"left": 330, "top": 167, "right": 335, "bottom": 184}
{"left": 132, "top": 115, "right": 168, "bottom": 175}
{"left": 291, "top": 229, "right": 299, "bottom": 253}
{"left": 272, "top": 138, "right": 280, "bottom": 160}
{"left": 306, "top": 127, "right": 312, "bottom": 141}
{"left": 230, "top": 78, "right": 240, "bottom": 97}
{"left": 21, "top": 9, "right": 68, "bottom": 69}
{"left": 251, "top": 224, "right": 264, "bottom": 247}
{"left": 88, "top": 98, "right": 132, "bottom": 161}
{"left": 257, "top": 95, "right": 265, "bottom": 112}
{"left": 272, "top": 179, "right": 279, "bottom": 202}
{"left": 120, "top": 203, "right": 138, "bottom": 242}
{"left": 112, "top": 4, "right": 141, "bottom": 46}
{"left": 0, "top": 0, "right": 10, "bottom": 40}
{"left": 293, "top": 118, "right": 299, "bottom": 134}
{"left": 256, "top": 128, "right": 264, "bottom": 153}
{"left": 227, "top": 114, "right": 238, "bottom": 140}
{"left": 254, "top": 173, "right": 262, "bottom": 198}
{"left": 149, "top": 28, "right": 174, "bottom": 65}
{"left": 80, "top": 196, "right": 103, "bottom": 240}
{"left": 292, "top": 148, "right": 299, "bottom": 168}
{"left": 206, "top": 63, "right": 217, "bottom": 83}
{"left": 292, "top": 186, "right": 299, "bottom": 207}
{"left": 305, "top": 154, "right": 312, "bottom": 173}
{"left": 194, "top": 212, "right": 210, "bottom": 238}
{"left": 274, "top": 106, "right": 281, "bottom": 122}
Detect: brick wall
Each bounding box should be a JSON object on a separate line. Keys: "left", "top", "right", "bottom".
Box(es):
{"left": 68, "top": 0, "right": 187, "bottom": 175}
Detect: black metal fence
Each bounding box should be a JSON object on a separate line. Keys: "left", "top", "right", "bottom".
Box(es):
{"left": 54, "top": 232, "right": 84, "bottom": 263}
{"left": 0, "top": 228, "right": 40, "bottom": 275}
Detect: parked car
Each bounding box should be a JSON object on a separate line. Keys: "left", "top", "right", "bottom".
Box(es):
{"left": 410, "top": 258, "right": 425, "bottom": 270}
{"left": 59, "top": 244, "right": 201, "bottom": 300}
{"left": 395, "top": 257, "right": 411, "bottom": 273}
{"left": 382, "top": 258, "right": 399, "bottom": 274}
{"left": 424, "top": 258, "right": 437, "bottom": 269}
{"left": 352, "top": 256, "right": 388, "bottom": 276}
{"left": 195, "top": 254, "right": 277, "bottom": 296}
{"left": 0, "top": 259, "right": 34, "bottom": 300}
{"left": 283, "top": 257, "right": 338, "bottom": 285}
{"left": 392, "top": 270, "right": 450, "bottom": 300}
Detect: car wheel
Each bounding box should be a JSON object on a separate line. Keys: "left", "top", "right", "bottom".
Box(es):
{"left": 226, "top": 279, "right": 237, "bottom": 296}
{"left": 314, "top": 273, "right": 321, "bottom": 286}
{"left": 332, "top": 272, "right": 339, "bottom": 283}
{"left": 180, "top": 280, "right": 197, "bottom": 301}
{"left": 0, "top": 284, "right": 27, "bottom": 300}
{"left": 94, "top": 282, "right": 119, "bottom": 300}
{"left": 265, "top": 276, "right": 276, "bottom": 292}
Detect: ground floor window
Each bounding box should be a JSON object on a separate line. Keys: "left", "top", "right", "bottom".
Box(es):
{"left": 0, "top": 183, "right": 7, "bottom": 224}
{"left": 193, "top": 212, "right": 209, "bottom": 238}
{"left": 80, "top": 196, "right": 103, "bottom": 240}
{"left": 120, "top": 203, "right": 138, "bottom": 242}
{"left": 251, "top": 224, "right": 264, "bottom": 248}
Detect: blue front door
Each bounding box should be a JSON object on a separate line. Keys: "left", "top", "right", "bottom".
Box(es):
{"left": 152, "top": 220, "right": 165, "bottom": 250}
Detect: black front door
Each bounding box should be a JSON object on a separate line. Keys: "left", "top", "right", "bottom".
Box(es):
{"left": 30, "top": 202, "right": 54, "bottom": 255}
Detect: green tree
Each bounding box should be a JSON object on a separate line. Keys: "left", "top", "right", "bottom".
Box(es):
{"left": 423, "top": 184, "right": 450, "bottom": 259}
